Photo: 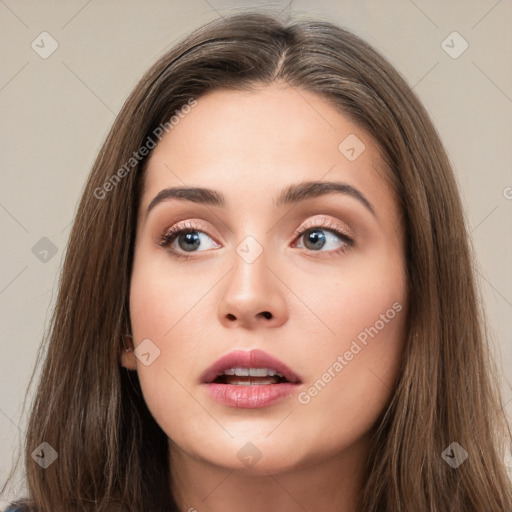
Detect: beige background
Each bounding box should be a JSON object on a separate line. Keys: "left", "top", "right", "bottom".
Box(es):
{"left": 1, "top": 0, "right": 511, "bottom": 503}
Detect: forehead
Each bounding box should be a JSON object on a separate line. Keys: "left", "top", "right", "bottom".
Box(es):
{"left": 140, "top": 84, "right": 395, "bottom": 216}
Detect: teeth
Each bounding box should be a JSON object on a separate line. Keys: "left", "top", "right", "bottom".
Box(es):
{"left": 249, "top": 368, "right": 268, "bottom": 377}
{"left": 220, "top": 367, "right": 284, "bottom": 378}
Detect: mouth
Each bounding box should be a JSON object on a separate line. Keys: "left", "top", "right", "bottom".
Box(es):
{"left": 200, "top": 348, "right": 302, "bottom": 385}
{"left": 200, "top": 349, "right": 302, "bottom": 408}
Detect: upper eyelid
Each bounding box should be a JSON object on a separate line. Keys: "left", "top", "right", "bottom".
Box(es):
{"left": 163, "top": 216, "right": 352, "bottom": 242}
{"left": 295, "top": 216, "right": 353, "bottom": 237}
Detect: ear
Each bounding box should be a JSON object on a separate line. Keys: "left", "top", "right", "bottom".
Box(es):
{"left": 120, "top": 334, "right": 137, "bottom": 370}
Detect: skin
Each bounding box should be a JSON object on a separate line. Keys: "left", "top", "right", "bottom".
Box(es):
{"left": 122, "top": 83, "right": 408, "bottom": 512}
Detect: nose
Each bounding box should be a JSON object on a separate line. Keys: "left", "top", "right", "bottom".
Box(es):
{"left": 217, "top": 243, "right": 288, "bottom": 330}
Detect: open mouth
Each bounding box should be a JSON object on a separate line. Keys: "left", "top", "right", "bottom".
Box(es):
{"left": 201, "top": 350, "right": 302, "bottom": 408}
{"left": 212, "top": 367, "right": 291, "bottom": 386}
{"left": 201, "top": 349, "right": 301, "bottom": 385}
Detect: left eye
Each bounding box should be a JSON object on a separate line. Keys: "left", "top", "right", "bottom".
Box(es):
{"left": 294, "top": 227, "right": 353, "bottom": 252}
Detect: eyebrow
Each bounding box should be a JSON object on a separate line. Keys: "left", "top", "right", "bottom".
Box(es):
{"left": 146, "top": 181, "right": 375, "bottom": 217}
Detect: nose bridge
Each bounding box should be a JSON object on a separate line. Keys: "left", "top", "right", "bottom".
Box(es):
{"left": 217, "top": 233, "right": 288, "bottom": 328}
{"left": 228, "top": 234, "right": 271, "bottom": 303}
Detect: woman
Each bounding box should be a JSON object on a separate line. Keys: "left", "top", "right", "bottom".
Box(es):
{"left": 2, "top": 11, "right": 511, "bottom": 512}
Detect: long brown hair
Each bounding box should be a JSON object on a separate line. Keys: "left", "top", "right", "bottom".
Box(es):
{"left": 3, "top": 11, "right": 511, "bottom": 512}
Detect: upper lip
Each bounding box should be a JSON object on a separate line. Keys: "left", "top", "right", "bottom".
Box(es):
{"left": 200, "top": 349, "right": 302, "bottom": 384}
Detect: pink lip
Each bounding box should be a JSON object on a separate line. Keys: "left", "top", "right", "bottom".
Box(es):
{"left": 204, "top": 382, "right": 300, "bottom": 408}
{"left": 200, "top": 349, "right": 302, "bottom": 409}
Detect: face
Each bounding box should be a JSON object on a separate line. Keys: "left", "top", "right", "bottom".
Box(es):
{"left": 124, "top": 83, "right": 408, "bottom": 475}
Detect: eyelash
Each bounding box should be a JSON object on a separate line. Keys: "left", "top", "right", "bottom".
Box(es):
{"left": 159, "top": 218, "right": 354, "bottom": 259}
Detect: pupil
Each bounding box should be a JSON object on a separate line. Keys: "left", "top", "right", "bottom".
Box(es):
{"left": 179, "top": 231, "right": 201, "bottom": 252}
{"left": 305, "top": 229, "right": 326, "bottom": 250}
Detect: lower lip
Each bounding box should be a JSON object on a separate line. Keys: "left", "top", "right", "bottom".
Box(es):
{"left": 204, "top": 382, "right": 300, "bottom": 408}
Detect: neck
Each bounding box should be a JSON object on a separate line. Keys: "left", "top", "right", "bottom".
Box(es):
{"left": 169, "top": 433, "right": 370, "bottom": 512}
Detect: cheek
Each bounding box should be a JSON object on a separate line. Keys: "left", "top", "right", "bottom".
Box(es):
{"left": 296, "top": 247, "right": 407, "bottom": 361}
{"left": 128, "top": 248, "right": 220, "bottom": 437}
{"left": 129, "top": 248, "right": 208, "bottom": 339}
{"left": 290, "top": 255, "right": 407, "bottom": 448}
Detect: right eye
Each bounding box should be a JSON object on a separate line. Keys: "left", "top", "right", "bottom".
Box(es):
{"left": 160, "top": 222, "right": 221, "bottom": 258}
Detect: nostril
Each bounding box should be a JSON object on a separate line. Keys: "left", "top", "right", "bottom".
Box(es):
{"left": 227, "top": 313, "right": 236, "bottom": 321}
{"left": 261, "top": 311, "right": 272, "bottom": 319}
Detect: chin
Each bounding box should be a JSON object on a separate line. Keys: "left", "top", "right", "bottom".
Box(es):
{"left": 219, "top": 450, "right": 306, "bottom": 476}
